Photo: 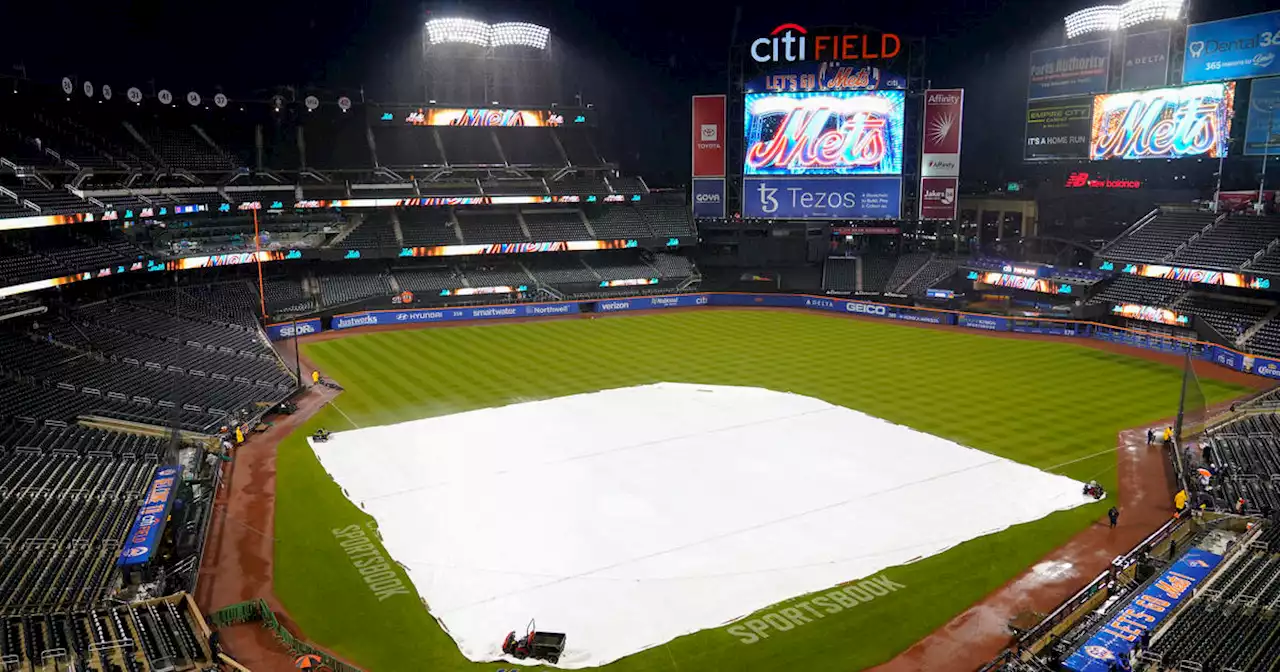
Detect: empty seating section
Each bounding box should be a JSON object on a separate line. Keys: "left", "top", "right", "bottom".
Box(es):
{"left": 523, "top": 211, "right": 589, "bottom": 240}
{"left": 1247, "top": 319, "right": 1280, "bottom": 358}
{"left": 438, "top": 128, "right": 502, "bottom": 165}
{"left": 1173, "top": 215, "right": 1280, "bottom": 269}
{"left": 394, "top": 267, "right": 459, "bottom": 294}
{"left": 648, "top": 254, "right": 694, "bottom": 280}
{"left": 883, "top": 253, "right": 931, "bottom": 293}
{"left": 590, "top": 259, "right": 653, "bottom": 281}
{"left": 131, "top": 113, "right": 238, "bottom": 172}
{"left": 372, "top": 126, "right": 444, "bottom": 167}
{"left": 900, "top": 258, "right": 958, "bottom": 296}
{"left": 824, "top": 258, "right": 857, "bottom": 292}
{"left": 319, "top": 272, "right": 393, "bottom": 307}
{"left": 588, "top": 207, "right": 650, "bottom": 239}
{"left": 641, "top": 206, "right": 695, "bottom": 238}
{"left": 0, "top": 229, "right": 148, "bottom": 285}
{"left": 550, "top": 178, "right": 610, "bottom": 196}
{"left": 304, "top": 112, "right": 373, "bottom": 169}
{"left": 493, "top": 129, "right": 563, "bottom": 165}
{"left": 263, "top": 278, "right": 314, "bottom": 315}
{"left": 860, "top": 256, "right": 896, "bottom": 294}
{"left": 481, "top": 180, "right": 548, "bottom": 196}
{"left": 1087, "top": 275, "right": 1188, "bottom": 306}
{"left": 342, "top": 214, "right": 399, "bottom": 250}
{"left": 456, "top": 211, "right": 526, "bottom": 243}
{"left": 555, "top": 129, "right": 602, "bottom": 166}
{"left": 463, "top": 266, "right": 533, "bottom": 288}
{"left": 1102, "top": 210, "right": 1216, "bottom": 263}
{"left": 526, "top": 259, "right": 596, "bottom": 286}
{"left": 1176, "top": 295, "right": 1271, "bottom": 340}
{"left": 399, "top": 210, "right": 457, "bottom": 247}
{"left": 608, "top": 177, "right": 647, "bottom": 194}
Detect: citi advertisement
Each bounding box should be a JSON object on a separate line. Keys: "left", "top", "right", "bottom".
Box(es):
{"left": 1121, "top": 29, "right": 1171, "bottom": 90}
{"left": 1183, "top": 10, "right": 1280, "bottom": 84}
{"left": 1245, "top": 76, "right": 1280, "bottom": 156}
{"left": 919, "top": 177, "right": 959, "bottom": 220}
{"left": 692, "top": 178, "right": 726, "bottom": 218}
{"left": 692, "top": 95, "right": 727, "bottom": 178}
{"left": 743, "top": 176, "right": 901, "bottom": 219}
{"left": 1025, "top": 97, "right": 1093, "bottom": 160}
{"left": 1028, "top": 40, "right": 1112, "bottom": 100}
{"left": 743, "top": 91, "right": 905, "bottom": 176}
{"left": 1089, "top": 83, "right": 1235, "bottom": 161}
{"left": 921, "top": 89, "right": 963, "bottom": 177}
{"left": 749, "top": 24, "right": 901, "bottom": 64}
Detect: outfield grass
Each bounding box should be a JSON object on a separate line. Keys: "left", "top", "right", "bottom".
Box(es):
{"left": 273, "top": 311, "right": 1247, "bottom": 671}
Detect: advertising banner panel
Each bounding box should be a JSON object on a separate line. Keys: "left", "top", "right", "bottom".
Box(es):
{"left": 1028, "top": 40, "right": 1112, "bottom": 100}
{"left": 919, "top": 177, "right": 959, "bottom": 220}
{"left": 742, "top": 176, "right": 901, "bottom": 219}
{"left": 747, "top": 63, "right": 907, "bottom": 94}
{"left": 331, "top": 302, "right": 579, "bottom": 330}
{"left": 692, "top": 95, "right": 727, "bottom": 178}
{"left": 1090, "top": 83, "right": 1235, "bottom": 160}
{"left": 1025, "top": 97, "right": 1093, "bottom": 160}
{"left": 595, "top": 295, "right": 710, "bottom": 312}
{"left": 922, "top": 89, "right": 964, "bottom": 177}
{"left": 1122, "top": 29, "right": 1172, "bottom": 90}
{"left": 958, "top": 314, "right": 1010, "bottom": 331}
{"left": 1110, "top": 303, "right": 1191, "bottom": 326}
{"left": 118, "top": 466, "right": 183, "bottom": 567}
{"left": 1245, "top": 76, "right": 1280, "bottom": 156}
{"left": 692, "top": 178, "right": 726, "bottom": 218}
{"left": 743, "top": 91, "right": 905, "bottom": 176}
{"left": 1121, "top": 262, "right": 1270, "bottom": 289}
{"left": 1064, "top": 548, "right": 1222, "bottom": 672}
{"left": 265, "top": 318, "right": 322, "bottom": 341}
{"left": 1184, "top": 10, "right": 1280, "bottom": 84}
{"left": 372, "top": 106, "right": 588, "bottom": 127}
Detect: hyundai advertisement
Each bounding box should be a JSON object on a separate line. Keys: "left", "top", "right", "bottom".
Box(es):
{"left": 743, "top": 91, "right": 905, "bottom": 176}
{"left": 1089, "top": 83, "right": 1235, "bottom": 160}
{"left": 1183, "top": 10, "right": 1280, "bottom": 84}
{"left": 743, "top": 176, "right": 901, "bottom": 219}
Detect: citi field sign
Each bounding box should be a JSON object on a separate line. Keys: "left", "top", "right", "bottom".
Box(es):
{"left": 751, "top": 24, "right": 902, "bottom": 64}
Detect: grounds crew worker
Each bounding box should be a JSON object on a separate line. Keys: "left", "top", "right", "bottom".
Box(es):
{"left": 312, "top": 370, "right": 320, "bottom": 386}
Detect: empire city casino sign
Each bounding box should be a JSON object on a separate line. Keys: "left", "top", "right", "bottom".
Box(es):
{"left": 751, "top": 24, "right": 902, "bottom": 64}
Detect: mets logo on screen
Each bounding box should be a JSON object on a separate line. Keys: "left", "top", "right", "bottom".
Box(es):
{"left": 751, "top": 24, "right": 901, "bottom": 63}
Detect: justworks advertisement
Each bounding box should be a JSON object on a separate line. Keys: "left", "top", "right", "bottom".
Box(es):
{"left": 743, "top": 176, "right": 901, "bottom": 219}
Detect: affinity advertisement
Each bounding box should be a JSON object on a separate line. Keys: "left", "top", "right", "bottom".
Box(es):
{"left": 1121, "top": 29, "right": 1172, "bottom": 90}
{"left": 265, "top": 318, "right": 322, "bottom": 341}
{"left": 1028, "top": 40, "right": 1112, "bottom": 100}
{"left": 1183, "top": 10, "right": 1280, "bottom": 84}
{"left": 743, "top": 91, "right": 905, "bottom": 176}
{"left": 331, "top": 302, "right": 580, "bottom": 329}
{"left": 919, "top": 177, "right": 959, "bottom": 220}
{"left": 692, "top": 95, "right": 727, "bottom": 178}
{"left": 1090, "top": 83, "right": 1235, "bottom": 160}
{"left": 1244, "top": 76, "right": 1280, "bottom": 156}
{"left": 1064, "top": 548, "right": 1223, "bottom": 672}
{"left": 692, "top": 178, "right": 726, "bottom": 218}
{"left": 921, "top": 89, "right": 964, "bottom": 177}
{"left": 118, "top": 466, "right": 182, "bottom": 567}
{"left": 1025, "top": 97, "right": 1094, "bottom": 160}
{"left": 743, "top": 176, "right": 902, "bottom": 219}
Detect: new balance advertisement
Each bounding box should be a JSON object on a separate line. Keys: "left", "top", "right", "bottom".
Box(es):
{"left": 1245, "top": 76, "right": 1280, "bottom": 156}
{"left": 919, "top": 177, "right": 959, "bottom": 220}
{"left": 1183, "top": 10, "right": 1280, "bottom": 84}
{"left": 1090, "top": 83, "right": 1235, "bottom": 160}
{"left": 692, "top": 95, "right": 727, "bottom": 178}
{"left": 743, "top": 91, "right": 906, "bottom": 176}
{"left": 1028, "top": 40, "right": 1112, "bottom": 100}
{"left": 1024, "top": 97, "right": 1093, "bottom": 160}
{"left": 1121, "top": 29, "right": 1171, "bottom": 90}
{"left": 692, "top": 178, "right": 726, "bottom": 218}
{"left": 921, "top": 89, "right": 963, "bottom": 177}
{"left": 743, "top": 176, "right": 901, "bottom": 219}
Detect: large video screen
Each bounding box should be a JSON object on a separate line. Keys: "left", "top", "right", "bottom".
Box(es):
{"left": 1089, "top": 83, "right": 1235, "bottom": 161}
{"left": 744, "top": 91, "right": 905, "bottom": 176}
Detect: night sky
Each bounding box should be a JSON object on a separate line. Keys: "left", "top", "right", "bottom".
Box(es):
{"left": 3, "top": 0, "right": 1274, "bottom": 185}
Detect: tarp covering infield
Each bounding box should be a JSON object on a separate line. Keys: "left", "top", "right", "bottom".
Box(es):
{"left": 309, "top": 383, "right": 1092, "bottom": 668}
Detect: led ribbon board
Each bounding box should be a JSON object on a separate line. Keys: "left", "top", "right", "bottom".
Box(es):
{"left": 1090, "top": 83, "right": 1234, "bottom": 160}
{"left": 1110, "top": 303, "right": 1189, "bottom": 326}
{"left": 743, "top": 91, "right": 905, "bottom": 176}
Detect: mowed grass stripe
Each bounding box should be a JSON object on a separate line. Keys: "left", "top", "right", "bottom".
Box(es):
{"left": 277, "top": 310, "right": 1248, "bottom": 672}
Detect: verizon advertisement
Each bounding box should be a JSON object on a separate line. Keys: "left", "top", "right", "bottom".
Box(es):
{"left": 920, "top": 177, "right": 959, "bottom": 220}
{"left": 921, "top": 89, "right": 963, "bottom": 177}
{"left": 692, "top": 95, "right": 727, "bottom": 178}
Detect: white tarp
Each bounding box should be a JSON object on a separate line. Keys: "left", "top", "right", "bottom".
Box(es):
{"left": 310, "top": 383, "right": 1090, "bottom": 668}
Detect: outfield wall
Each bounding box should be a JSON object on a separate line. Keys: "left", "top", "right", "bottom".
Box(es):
{"left": 266, "top": 292, "right": 1280, "bottom": 380}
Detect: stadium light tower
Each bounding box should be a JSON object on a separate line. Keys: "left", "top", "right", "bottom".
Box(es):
{"left": 1063, "top": 0, "right": 1182, "bottom": 40}
{"left": 422, "top": 17, "right": 557, "bottom": 106}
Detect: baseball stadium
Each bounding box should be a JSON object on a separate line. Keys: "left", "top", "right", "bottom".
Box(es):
{"left": 3, "top": 2, "right": 1280, "bottom": 672}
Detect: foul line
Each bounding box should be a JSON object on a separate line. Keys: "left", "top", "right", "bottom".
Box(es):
{"left": 1043, "top": 447, "right": 1117, "bottom": 473}
{"left": 330, "top": 401, "right": 362, "bottom": 429}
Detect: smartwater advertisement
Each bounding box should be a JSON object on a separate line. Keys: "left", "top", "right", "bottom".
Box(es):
{"left": 331, "top": 302, "right": 579, "bottom": 329}
{"left": 265, "top": 317, "right": 323, "bottom": 340}
{"left": 742, "top": 176, "right": 902, "bottom": 219}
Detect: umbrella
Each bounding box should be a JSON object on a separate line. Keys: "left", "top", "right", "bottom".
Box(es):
{"left": 295, "top": 654, "right": 323, "bottom": 669}
{"left": 1197, "top": 468, "right": 1212, "bottom": 479}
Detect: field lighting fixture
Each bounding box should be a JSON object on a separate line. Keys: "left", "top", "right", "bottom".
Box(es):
{"left": 424, "top": 18, "right": 550, "bottom": 50}
{"left": 1063, "top": 0, "right": 1182, "bottom": 39}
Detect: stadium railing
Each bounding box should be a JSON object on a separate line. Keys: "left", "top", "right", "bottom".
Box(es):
{"left": 210, "top": 599, "right": 362, "bottom": 672}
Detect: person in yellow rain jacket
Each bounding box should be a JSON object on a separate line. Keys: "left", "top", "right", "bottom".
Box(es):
{"left": 235, "top": 426, "right": 244, "bottom": 444}
{"left": 311, "top": 370, "right": 320, "bottom": 386}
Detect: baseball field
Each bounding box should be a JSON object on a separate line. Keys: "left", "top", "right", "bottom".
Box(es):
{"left": 270, "top": 309, "right": 1247, "bottom": 671}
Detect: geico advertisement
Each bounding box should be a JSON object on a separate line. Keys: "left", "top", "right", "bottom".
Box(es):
{"left": 743, "top": 91, "right": 905, "bottom": 176}
{"left": 743, "top": 176, "right": 901, "bottom": 219}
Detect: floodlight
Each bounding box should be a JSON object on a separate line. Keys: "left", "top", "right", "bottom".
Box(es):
{"left": 424, "top": 18, "right": 550, "bottom": 50}
{"left": 1119, "top": 0, "right": 1182, "bottom": 29}
{"left": 1064, "top": 6, "right": 1120, "bottom": 39}
{"left": 491, "top": 22, "right": 550, "bottom": 50}
{"left": 1064, "top": 0, "right": 1182, "bottom": 38}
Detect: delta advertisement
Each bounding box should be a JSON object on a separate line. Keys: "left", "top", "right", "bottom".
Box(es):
{"left": 1121, "top": 29, "right": 1172, "bottom": 90}
{"left": 118, "top": 466, "right": 182, "bottom": 567}
{"left": 1028, "top": 40, "right": 1112, "bottom": 100}
{"left": 1245, "top": 76, "right": 1280, "bottom": 156}
{"left": 1064, "top": 548, "right": 1223, "bottom": 672}
{"left": 692, "top": 178, "right": 726, "bottom": 218}
{"left": 265, "top": 318, "right": 323, "bottom": 341}
{"left": 1090, "top": 83, "right": 1235, "bottom": 161}
{"left": 1183, "top": 10, "right": 1280, "bottom": 84}
{"left": 919, "top": 177, "right": 959, "bottom": 220}
{"left": 743, "top": 91, "right": 906, "bottom": 176}
{"left": 921, "top": 89, "right": 963, "bottom": 177}
{"left": 1025, "top": 97, "right": 1093, "bottom": 161}
{"left": 742, "top": 176, "right": 902, "bottom": 219}
{"left": 331, "top": 302, "right": 581, "bottom": 329}
{"left": 692, "top": 95, "right": 727, "bottom": 178}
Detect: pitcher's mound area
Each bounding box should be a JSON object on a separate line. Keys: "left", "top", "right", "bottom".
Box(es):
{"left": 309, "top": 383, "right": 1090, "bottom": 668}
